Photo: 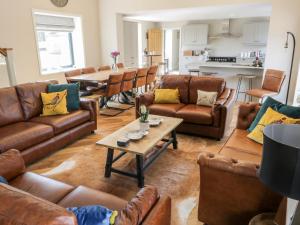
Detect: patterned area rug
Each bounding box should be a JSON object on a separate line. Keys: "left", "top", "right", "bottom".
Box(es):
{"left": 29, "top": 106, "right": 238, "bottom": 225}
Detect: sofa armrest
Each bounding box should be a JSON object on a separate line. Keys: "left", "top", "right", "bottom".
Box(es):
{"left": 0, "top": 149, "right": 25, "bottom": 181}
{"left": 0, "top": 184, "right": 77, "bottom": 225}
{"left": 236, "top": 102, "right": 261, "bottom": 130}
{"left": 80, "top": 99, "right": 97, "bottom": 124}
{"left": 115, "top": 186, "right": 169, "bottom": 225}
{"left": 212, "top": 88, "right": 236, "bottom": 138}
{"left": 197, "top": 152, "right": 282, "bottom": 225}
{"left": 135, "top": 92, "right": 155, "bottom": 119}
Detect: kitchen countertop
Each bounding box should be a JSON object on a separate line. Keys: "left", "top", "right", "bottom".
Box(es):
{"left": 198, "top": 62, "right": 264, "bottom": 70}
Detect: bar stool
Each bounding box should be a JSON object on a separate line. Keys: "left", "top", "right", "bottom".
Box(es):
{"left": 189, "top": 69, "right": 201, "bottom": 76}
{"left": 236, "top": 74, "right": 257, "bottom": 102}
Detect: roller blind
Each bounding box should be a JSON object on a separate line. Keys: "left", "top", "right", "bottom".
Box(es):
{"left": 34, "top": 14, "right": 75, "bottom": 32}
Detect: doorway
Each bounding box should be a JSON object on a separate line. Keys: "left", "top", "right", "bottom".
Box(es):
{"left": 164, "top": 29, "right": 180, "bottom": 72}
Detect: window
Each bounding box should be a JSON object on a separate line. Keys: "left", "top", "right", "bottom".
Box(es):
{"left": 33, "top": 12, "right": 85, "bottom": 75}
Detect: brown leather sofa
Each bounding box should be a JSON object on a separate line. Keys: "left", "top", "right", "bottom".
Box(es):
{"left": 0, "top": 150, "right": 171, "bottom": 225}
{"left": 0, "top": 81, "right": 97, "bottom": 165}
{"left": 197, "top": 102, "right": 283, "bottom": 225}
{"left": 136, "top": 75, "right": 236, "bottom": 140}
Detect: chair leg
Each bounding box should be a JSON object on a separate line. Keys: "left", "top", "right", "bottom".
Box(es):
{"left": 235, "top": 76, "right": 242, "bottom": 102}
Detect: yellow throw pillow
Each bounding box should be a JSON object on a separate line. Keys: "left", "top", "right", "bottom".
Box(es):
{"left": 248, "top": 107, "right": 300, "bottom": 144}
{"left": 154, "top": 89, "right": 180, "bottom": 104}
{"left": 41, "top": 90, "right": 69, "bottom": 116}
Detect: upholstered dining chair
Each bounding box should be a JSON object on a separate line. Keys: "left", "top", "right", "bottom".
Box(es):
{"left": 65, "top": 69, "right": 82, "bottom": 83}
{"left": 98, "top": 65, "right": 111, "bottom": 71}
{"left": 146, "top": 65, "right": 158, "bottom": 92}
{"left": 134, "top": 68, "right": 149, "bottom": 94}
{"left": 82, "top": 67, "right": 96, "bottom": 74}
{"left": 119, "top": 70, "right": 136, "bottom": 104}
{"left": 117, "top": 63, "right": 125, "bottom": 69}
{"left": 96, "top": 73, "right": 124, "bottom": 108}
{"left": 246, "top": 69, "right": 285, "bottom": 102}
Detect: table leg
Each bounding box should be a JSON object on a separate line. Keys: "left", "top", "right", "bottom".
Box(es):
{"left": 136, "top": 155, "right": 144, "bottom": 188}
{"left": 171, "top": 130, "right": 178, "bottom": 150}
{"left": 105, "top": 148, "right": 114, "bottom": 178}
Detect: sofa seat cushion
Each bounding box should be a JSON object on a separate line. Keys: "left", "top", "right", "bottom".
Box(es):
{"left": 10, "top": 172, "right": 74, "bottom": 203}
{"left": 58, "top": 186, "right": 127, "bottom": 211}
{"left": 0, "top": 122, "right": 54, "bottom": 153}
{"left": 30, "top": 110, "right": 90, "bottom": 135}
{"left": 219, "top": 129, "right": 262, "bottom": 164}
{"left": 176, "top": 104, "right": 213, "bottom": 125}
{"left": 148, "top": 103, "right": 185, "bottom": 117}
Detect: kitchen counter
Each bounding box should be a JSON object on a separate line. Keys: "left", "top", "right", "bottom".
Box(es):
{"left": 198, "top": 62, "right": 264, "bottom": 70}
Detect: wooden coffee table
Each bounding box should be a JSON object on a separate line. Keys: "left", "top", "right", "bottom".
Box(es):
{"left": 96, "top": 115, "right": 183, "bottom": 187}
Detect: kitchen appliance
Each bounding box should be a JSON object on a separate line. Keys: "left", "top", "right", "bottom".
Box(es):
{"left": 208, "top": 57, "right": 237, "bottom": 63}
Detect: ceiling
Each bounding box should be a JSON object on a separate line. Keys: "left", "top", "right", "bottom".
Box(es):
{"left": 123, "top": 3, "right": 272, "bottom": 22}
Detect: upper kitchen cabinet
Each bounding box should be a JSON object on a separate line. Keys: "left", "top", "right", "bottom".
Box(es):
{"left": 243, "top": 22, "right": 269, "bottom": 46}
{"left": 181, "top": 24, "right": 208, "bottom": 46}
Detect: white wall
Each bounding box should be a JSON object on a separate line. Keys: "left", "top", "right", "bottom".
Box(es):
{"left": 0, "top": 0, "right": 101, "bottom": 84}
{"left": 98, "top": 0, "right": 300, "bottom": 104}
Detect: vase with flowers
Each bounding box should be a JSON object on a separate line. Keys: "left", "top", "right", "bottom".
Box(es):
{"left": 139, "top": 104, "right": 149, "bottom": 132}
{"left": 110, "top": 51, "right": 120, "bottom": 71}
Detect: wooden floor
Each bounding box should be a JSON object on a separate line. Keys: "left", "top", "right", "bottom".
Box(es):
{"left": 29, "top": 105, "right": 238, "bottom": 225}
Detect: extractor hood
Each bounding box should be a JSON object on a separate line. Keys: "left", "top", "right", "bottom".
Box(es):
{"left": 209, "top": 19, "right": 241, "bottom": 38}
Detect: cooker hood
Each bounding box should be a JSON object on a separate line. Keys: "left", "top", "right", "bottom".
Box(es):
{"left": 211, "top": 19, "right": 241, "bottom": 38}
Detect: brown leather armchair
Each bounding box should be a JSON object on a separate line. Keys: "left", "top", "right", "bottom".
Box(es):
{"left": 246, "top": 69, "right": 285, "bottom": 102}
{"left": 136, "top": 75, "right": 236, "bottom": 140}
{"left": 0, "top": 150, "right": 171, "bottom": 225}
{"left": 197, "top": 102, "right": 283, "bottom": 225}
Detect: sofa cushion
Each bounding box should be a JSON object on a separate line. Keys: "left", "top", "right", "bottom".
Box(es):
{"left": 159, "top": 75, "right": 191, "bottom": 104}
{"left": 189, "top": 77, "right": 225, "bottom": 104}
{"left": 0, "top": 87, "right": 24, "bottom": 126}
{"left": 0, "top": 122, "right": 54, "bottom": 153}
{"left": 58, "top": 186, "right": 127, "bottom": 211}
{"left": 10, "top": 172, "right": 74, "bottom": 203}
{"left": 219, "top": 129, "right": 262, "bottom": 164}
{"left": 0, "top": 150, "right": 25, "bottom": 181}
{"left": 30, "top": 110, "right": 91, "bottom": 135}
{"left": 0, "top": 184, "right": 77, "bottom": 225}
{"left": 15, "top": 82, "right": 50, "bottom": 120}
{"left": 176, "top": 104, "right": 213, "bottom": 125}
{"left": 149, "top": 103, "right": 185, "bottom": 117}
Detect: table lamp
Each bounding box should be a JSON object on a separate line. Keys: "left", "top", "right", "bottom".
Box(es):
{"left": 259, "top": 124, "right": 300, "bottom": 225}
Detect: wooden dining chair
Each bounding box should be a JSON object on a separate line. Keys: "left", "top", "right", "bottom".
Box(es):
{"left": 65, "top": 69, "right": 82, "bottom": 83}
{"left": 146, "top": 65, "right": 158, "bottom": 92}
{"left": 98, "top": 65, "right": 111, "bottom": 71}
{"left": 82, "top": 67, "right": 96, "bottom": 74}
{"left": 134, "top": 68, "right": 148, "bottom": 94}
{"left": 246, "top": 69, "right": 286, "bottom": 103}
{"left": 117, "top": 63, "right": 125, "bottom": 69}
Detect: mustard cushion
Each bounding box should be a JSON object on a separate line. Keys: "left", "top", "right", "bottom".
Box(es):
{"left": 247, "top": 107, "right": 300, "bottom": 144}
{"left": 41, "top": 90, "right": 69, "bottom": 116}
{"left": 154, "top": 89, "right": 180, "bottom": 104}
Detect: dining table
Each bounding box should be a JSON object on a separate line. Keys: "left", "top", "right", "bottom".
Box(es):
{"left": 66, "top": 68, "right": 138, "bottom": 83}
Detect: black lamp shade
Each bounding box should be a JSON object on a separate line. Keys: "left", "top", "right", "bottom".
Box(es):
{"left": 259, "top": 124, "right": 300, "bottom": 200}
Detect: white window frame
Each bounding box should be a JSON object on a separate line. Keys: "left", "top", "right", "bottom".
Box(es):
{"left": 32, "top": 9, "right": 86, "bottom": 75}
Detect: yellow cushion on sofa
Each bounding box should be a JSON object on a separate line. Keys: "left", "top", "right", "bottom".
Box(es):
{"left": 154, "top": 89, "right": 180, "bottom": 104}
{"left": 247, "top": 107, "right": 300, "bottom": 144}
{"left": 41, "top": 90, "right": 69, "bottom": 116}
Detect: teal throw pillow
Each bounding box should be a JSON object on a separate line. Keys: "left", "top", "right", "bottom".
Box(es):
{"left": 48, "top": 83, "right": 80, "bottom": 111}
{"left": 248, "top": 97, "right": 300, "bottom": 132}
{"left": 0, "top": 176, "right": 8, "bottom": 184}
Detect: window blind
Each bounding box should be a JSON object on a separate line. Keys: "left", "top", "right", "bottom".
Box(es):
{"left": 34, "top": 14, "right": 75, "bottom": 32}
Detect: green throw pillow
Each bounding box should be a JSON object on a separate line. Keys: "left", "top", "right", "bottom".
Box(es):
{"left": 248, "top": 97, "right": 300, "bottom": 132}
{"left": 48, "top": 83, "right": 80, "bottom": 111}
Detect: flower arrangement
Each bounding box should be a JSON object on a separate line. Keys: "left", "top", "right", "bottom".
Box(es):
{"left": 139, "top": 105, "right": 149, "bottom": 123}
{"left": 110, "top": 51, "right": 120, "bottom": 62}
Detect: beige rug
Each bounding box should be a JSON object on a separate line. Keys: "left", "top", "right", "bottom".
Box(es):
{"left": 29, "top": 106, "right": 238, "bottom": 225}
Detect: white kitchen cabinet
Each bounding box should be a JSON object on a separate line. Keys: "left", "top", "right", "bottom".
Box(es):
{"left": 243, "top": 22, "right": 269, "bottom": 46}
{"left": 181, "top": 24, "right": 208, "bottom": 46}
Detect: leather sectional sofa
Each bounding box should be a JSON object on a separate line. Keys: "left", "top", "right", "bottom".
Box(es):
{"left": 0, "top": 81, "right": 97, "bottom": 165}
{"left": 0, "top": 149, "right": 171, "bottom": 225}
{"left": 136, "top": 75, "right": 236, "bottom": 140}
{"left": 197, "top": 102, "right": 283, "bottom": 225}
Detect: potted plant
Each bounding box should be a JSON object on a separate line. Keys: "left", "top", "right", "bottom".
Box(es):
{"left": 110, "top": 51, "right": 120, "bottom": 71}
{"left": 139, "top": 104, "right": 149, "bottom": 132}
